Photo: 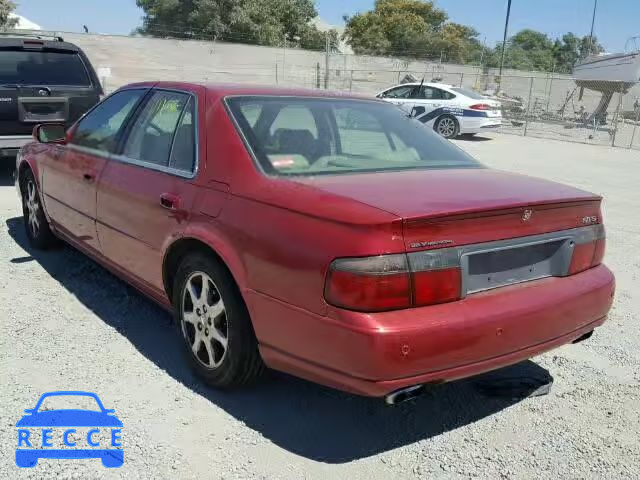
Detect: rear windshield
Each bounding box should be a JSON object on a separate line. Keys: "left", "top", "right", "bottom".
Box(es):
{"left": 226, "top": 96, "right": 481, "bottom": 176}
{"left": 0, "top": 49, "right": 90, "bottom": 86}
{"left": 450, "top": 87, "right": 486, "bottom": 100}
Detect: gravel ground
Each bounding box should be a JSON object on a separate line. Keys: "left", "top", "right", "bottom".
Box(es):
{"left": 0, "top": 134, "right": 639, "bottom": 479}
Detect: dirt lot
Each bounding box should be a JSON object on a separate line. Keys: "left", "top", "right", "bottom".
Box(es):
{"left": 0, "top": 134, "right": 638, "bottom": 479}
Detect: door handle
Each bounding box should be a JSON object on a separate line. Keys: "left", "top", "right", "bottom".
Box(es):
{"left": 83, "top": 173, "right": 94, "bottom": 182}
{"left": 160, "top": 193, "right": 181, "bottom": 210}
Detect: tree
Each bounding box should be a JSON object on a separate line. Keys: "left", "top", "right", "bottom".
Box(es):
{"left": 0, "top": 0, "right": 18, "bottom": 29}
{"left": 486, "top": 29, "right": 604, "bottom": 73}
{"left": 343, "top": 0, "right": 482, "bottom": 62}
{"left": 136, "top": 0, "right": 335, "bottom": 50}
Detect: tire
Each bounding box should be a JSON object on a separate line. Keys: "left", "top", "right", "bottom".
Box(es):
{"left": 172, "top": 252, "right": 265, "bottom": 388}
{"left": 21, "top": 170, "right": 56, "bottom": 249}
{"left": 434, "top": 114, "right": 460, "bottom": 139}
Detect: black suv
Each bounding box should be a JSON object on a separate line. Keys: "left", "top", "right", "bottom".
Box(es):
{"left": 0, "top": 32, "right": 102, "bottom": 162}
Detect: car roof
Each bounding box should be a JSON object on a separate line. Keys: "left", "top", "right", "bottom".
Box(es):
{"left": 123, "top": 81, "right": 381, "bottom": 102}
{"left": 0, "top": 37, "right": 80, "bottom": 52}
{"left": 384, "top": 82, "right": 456, "bottom": 90}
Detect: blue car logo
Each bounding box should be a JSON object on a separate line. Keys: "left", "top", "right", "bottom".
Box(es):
{"left": 16, "top": 391, "right": 123, "bottom": 468}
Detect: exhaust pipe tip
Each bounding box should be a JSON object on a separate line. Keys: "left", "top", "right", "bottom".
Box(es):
{"left": 385, "top": 384, "right": 426, "bottom": 405}
{"left": 572, "top": 329, "right": 594, "bottom": 344}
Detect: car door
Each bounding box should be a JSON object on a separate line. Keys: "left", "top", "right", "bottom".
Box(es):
{"left": 96, "top": 87, "right": 202, "bottom": 291}
{"left": 41, "top": 88, "right": 147, "bottom": 251}
{"left": 410, "top": 86, "right": 443, "bottom": 117}
{"left": 378, "top": 85, "right": 418, "bottom": 115}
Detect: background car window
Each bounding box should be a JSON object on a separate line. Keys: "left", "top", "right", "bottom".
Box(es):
{"left": 419, "top": 87, "right": 455, "bottom": 100}
{"left": 450, "top": 87, "right": 485, "bottom": 100}
{"left": 123, "top": 90, "right": 189, "bottom": 166}
{"left": 0, "top": 50, "right": 90, "bottom": 86}
{"left": 381, "top": 85, "right": 415, "bottom": 99}
{"left": 71, "top": 89, "right": 144, "bottom": 153}
{"left": 168, "top": 97, "right": 196, "bottom": 173}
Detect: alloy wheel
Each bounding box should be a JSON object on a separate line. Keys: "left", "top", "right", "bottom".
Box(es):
{"left": 180, "top": 271, "right": 228, "bottom": 369}
{"left": 437, "top": 117, "right": 456, "bottom": 137}
{"left": 25, "top": 180, "right": 41, "bottom": 238}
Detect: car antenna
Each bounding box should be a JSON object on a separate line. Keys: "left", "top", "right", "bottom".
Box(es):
{"left": 408, "top": 77, "right": 425, "bottom": 118}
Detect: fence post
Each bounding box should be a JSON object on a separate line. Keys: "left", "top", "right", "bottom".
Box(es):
{"left": 611, "top": 85, "right": 624, "bottom": 147}
{"left": 349, "top": 70, "right": 354, "bottom": 92}
{"left": 523, "top": 76, "right": 534, "bottom": 136}
{"left": 630, "top": 101, "right": 640, "bottom": 149}
{"left": 397, "top": 70, "right": 401, "bottom": 84}
{"left": 459, "top": 72, "right": 464, "bottom": 87}
{"left": 275, "top": 63, "right": 279, "bottom": 85}
{"left": 316, "top": 62, "right": 321, "bottom": 89}
{"left": 545, "top": 73, "right": 554, "bottom": 112}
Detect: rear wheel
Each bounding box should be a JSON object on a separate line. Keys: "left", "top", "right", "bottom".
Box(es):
{"left": 172, "top": 252, "right": 265, "bottom": 388}
{"left": 434, "top": 115, "right": 460, "bottom": 139}
{"left": 21, "top": 170, "right": 56, "bottom": 249}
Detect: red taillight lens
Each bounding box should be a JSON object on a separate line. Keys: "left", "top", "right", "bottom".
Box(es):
{"left": 469, "top": 103, "right": 492, "bottom": 110}
{"left": 325, "top": 255, "right": 411, "bottom": 312}
{"left": 325, "top": 249, "right": 462, "bottom": 312}
{"left": 412, "top": 268, "right": 461, "bottom": 305}
{"left": 569, "top": 225, "right": 606, "bottom": 275}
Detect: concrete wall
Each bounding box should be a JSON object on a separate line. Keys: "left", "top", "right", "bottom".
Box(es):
{"left": 63, "top": 32, "right": 640, "bottom": 115}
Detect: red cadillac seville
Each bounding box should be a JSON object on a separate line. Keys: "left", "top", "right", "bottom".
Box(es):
{"left": 15, "top": 82, "right": 615, "bottom": 404}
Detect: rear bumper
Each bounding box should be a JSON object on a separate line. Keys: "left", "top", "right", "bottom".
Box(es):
{"left": 250, "top": 264, "right": 615, "bottom": 397}
{"left": 460, "top": 118, "right": 502, "bottom": 134}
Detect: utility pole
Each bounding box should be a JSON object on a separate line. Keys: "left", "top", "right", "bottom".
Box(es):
{"left": 498, "top": 0, "right": 512, "bottom": 89}
{"left": 324, "top": 32, "right": 330, "bottom": 89}
{"left": 588, "top": 0, "right": 598, "bottom": 56}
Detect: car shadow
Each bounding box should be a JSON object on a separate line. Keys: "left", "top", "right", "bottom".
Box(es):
{"left": 455, "top": 134, "right": 493, "bottom": 142}
{"left": 0, "top": 165, "right": 15, "bottom": 186}
{"left": 5, "top": 216, "right": 552, "bottom": 464}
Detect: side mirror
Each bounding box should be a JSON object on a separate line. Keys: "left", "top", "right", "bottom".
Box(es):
{"left": 33, "top": 123, "right": 67, "bottom": 144}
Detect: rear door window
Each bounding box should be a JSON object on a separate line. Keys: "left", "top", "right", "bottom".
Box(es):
{"left": 0, "top": 50, "right": 90, "bottom": 86}
{"left": 168, "top": 97, "right": 196, "bottom": 173}
{"left": 419, "top": 87, "right": 455, "bottom": 100}
{"left": 381, "top": 85, "right": 416, "bottom": 99}
{"left": 122, "top": 90, "right": 190, "bottom": 167}
{"left": 70, "top": 89, "right": 146, "bottom": 153}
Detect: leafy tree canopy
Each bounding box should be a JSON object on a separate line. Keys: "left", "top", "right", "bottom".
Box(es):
{"left": 343, "top": 0, "right": 482, "bottom": 62}
{"left": 0, "top": 0, "right": 18, "bottom": 29}
{"left": 136, "top": 0, "right": 337, "bottom": 50}
{"left": 486, "top": 30, "right": 605, "bottom": 73}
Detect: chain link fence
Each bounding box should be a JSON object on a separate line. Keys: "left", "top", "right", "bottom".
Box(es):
{"left": 54, "top": 31, "right": 640, "bottom": 150}
{"left": 324, "top": 64, "right": 640, "bottom": 150}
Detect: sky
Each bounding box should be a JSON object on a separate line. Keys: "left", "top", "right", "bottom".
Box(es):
{"left": 14, "top": 0, "right": 640, "bottom": 52}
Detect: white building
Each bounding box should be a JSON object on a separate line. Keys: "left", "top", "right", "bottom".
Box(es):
{"left": 8, "top": 14, "right": 42, "bottom": 30}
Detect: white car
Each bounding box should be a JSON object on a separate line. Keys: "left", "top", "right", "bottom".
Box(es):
{"left": 376, "top": 83, "right": 502, "bottom": 139}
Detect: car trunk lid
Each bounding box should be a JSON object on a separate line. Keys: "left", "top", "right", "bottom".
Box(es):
{"left": 292, "top": 168, "right": 601, "bottom": 248}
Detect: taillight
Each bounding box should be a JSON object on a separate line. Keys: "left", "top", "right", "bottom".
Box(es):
{"left": 325, "top": 224, "right": 606, "bottom": 313}
{"left": 569, "top": 224, "right": 606, "bottom": 275}
{"left": 325, "top": 249, "right": 461, "bottom": 312}
{"left": 408, "top": 248, "right": 461, "bottom": 306}
{"left": 469, "top": 103, "right": 492, "bottom": 110}
{"left": 325, "top": 255, "right": 410, "bottom": 312}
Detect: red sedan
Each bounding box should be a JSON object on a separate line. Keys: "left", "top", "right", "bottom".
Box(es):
{"left": 15, "top": 82, "right": 615, "bottom": 404}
